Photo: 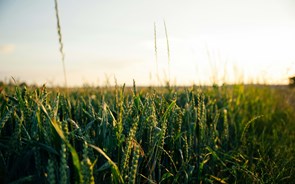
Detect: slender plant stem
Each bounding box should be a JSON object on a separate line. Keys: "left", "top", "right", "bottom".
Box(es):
{"left": 54, "top": 0, "right": 68, "bottom": 88}
{"left": 163, "top": 20, "right": 171, "bottom": 82}
{"left": 154, "top": 22, "right": 159, "bottom": 84}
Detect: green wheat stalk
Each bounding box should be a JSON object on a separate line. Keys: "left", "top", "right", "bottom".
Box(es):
{"left": 163, "top": 20, "right": 171, "bottom": 82}
{"left": 128, "top": 145, "right": 140, "bottom": 184}
{"left": 47, "top": 158, "right": 56, "bottom": 184}
{"left": 154, "top": 22, "right": 159, "bottom": 84}
{"left": 54, "top": 0, "right": 68, "bottom": 88}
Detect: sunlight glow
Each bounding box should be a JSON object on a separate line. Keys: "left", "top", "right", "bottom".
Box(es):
{"left": 0, "top": 0, "right": 295, "bottom": 86}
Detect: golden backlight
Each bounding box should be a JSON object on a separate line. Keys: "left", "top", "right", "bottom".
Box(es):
{"left": 0, "top": 0, "right": 295, "bottom": 86}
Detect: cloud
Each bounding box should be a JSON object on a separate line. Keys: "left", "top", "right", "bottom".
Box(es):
{"left": 0, "top": 44, "right": 15, "bottom": 54}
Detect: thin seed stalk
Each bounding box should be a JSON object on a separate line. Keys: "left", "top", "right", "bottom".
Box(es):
{"left": 164, "top": 20, "right": 171, "bottom": 81}
{"left": 54, "top": 0, "right": 68, "bottom": 88}
{"left": 154, "top": 22, "right": 159, "bottom": 83}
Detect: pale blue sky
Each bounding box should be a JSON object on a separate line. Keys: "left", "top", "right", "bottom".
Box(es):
{"left": 1, "top": 0, "right": 295, "bottom": 86}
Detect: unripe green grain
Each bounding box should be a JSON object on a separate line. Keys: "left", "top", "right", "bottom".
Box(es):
{"left": 222, "top": 109, "right": 229, "bottom": 150}
{"left": 81, "top": 143, "right": 95, "bottom": 184}
{"left": 59, "top": 142, "right": 69, "bottom": 184}
{"left": 128, "top": 145, "right": 140, "bottom": 184}
{"left": 121, "top": 119, "right": 138, "bottom": 179}
{"left": 47, "top": 159, "right": 56, "bottom": 184}
{"left": 0, "top": 107, "right": 13, "bottom": 134}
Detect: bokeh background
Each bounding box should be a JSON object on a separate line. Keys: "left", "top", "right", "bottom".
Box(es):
{"left": 1, "top": 0, "right": 295, "bottom": 86}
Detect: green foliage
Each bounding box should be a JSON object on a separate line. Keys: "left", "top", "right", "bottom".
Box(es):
{"left": 0, "top": 84, "right": 294, "bottom": 183}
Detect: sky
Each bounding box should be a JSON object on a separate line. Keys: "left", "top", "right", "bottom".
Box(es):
{"left": 1, "top": 0, "right": 295, "bottom": 86}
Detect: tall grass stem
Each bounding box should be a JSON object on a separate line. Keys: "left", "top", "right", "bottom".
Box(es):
{"left": 163, "top": 20, "right": 171, "bottom": 82}
{"left": 154, "top": 22, "right": 159, "bottom": 84}
{"left": 54, "top": 0, "right": 68, "bottom": 88}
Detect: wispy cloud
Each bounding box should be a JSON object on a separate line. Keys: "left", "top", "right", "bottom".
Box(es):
{"left": 0, "top": 44, "right": 15, "bottom": 54}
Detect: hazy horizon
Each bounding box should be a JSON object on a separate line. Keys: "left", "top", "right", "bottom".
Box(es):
{"left": 1, "top": 0, "right": 295, "bottom": 87}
